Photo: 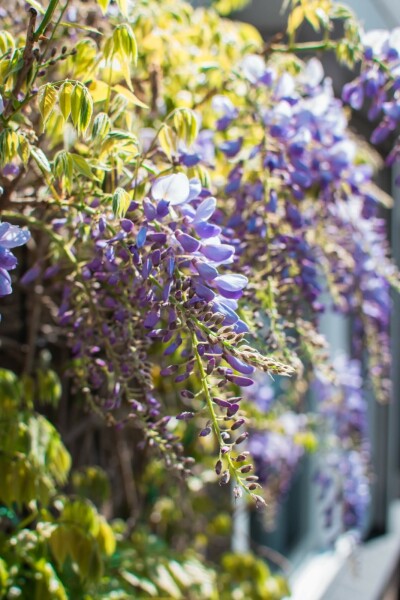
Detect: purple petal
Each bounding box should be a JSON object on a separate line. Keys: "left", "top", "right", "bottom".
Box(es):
{"left": 166, "top": 256, "right": 175, "bottom": 277}
{"left": 232, "top": 319, "right": 249, "bottom": 334}
{"left": 156, "top": 200, "right": 170, "bottom": 218}
{"left": 20, "top": 265, "right": 41, "bottom": 286}
{"left": 137, "top": 226, "right": 147, "bottom": 248}
{"left": 194, "top": 221, "right": 221, "bottom": 239}
{"left": 120, "top": 218, "right": 133, "bottom": 233}
{"left": 143, "top": 199, "right": 156, "bottom": 220}
{"left": 194, "top": 261, "right": 219, "bottom": 280}
{"left": 187, "top": 178, "right": 202, "bottom": 201}
{"left": 176, "top": 411, "right": 195, "bottom": 420}
{"left": 219, "top": 139, "right": 242, "bottom": 157}
{"left": 212, "top": 299, "right": 238, "bottom": 324}
{"left": 194, "top": 197, "right": 216, "bottom": 223}
{"left": 0, "top": 224, "right": 30, "bottom": 249}
{"left": 0, "top": 248, "right": 17, "bottom": 270}
{"left": 226, "top": 374, "right": 254, "bottom": 387}
{"left": 216, "top": 288, "right": 244, "bottom": 300}
{"left": 147, "top": 232, "right": 167, "bottom": 244}
{"left": 214, "top": 274, "right": 248, "bottom": 292}
{"left": 201, "top": 244, "right": 235, "bottom": 263}
{"left": 0, "top": 268, "right": 12, "bottom": 296}
{"left": 176, "top": 231, "right": 200, "bottom": 253}
{"left": 225, "top": 354, "right": 254, "bottom": 375}
{"left": 143, "top": 310, "right": 160, "bottom": 329}
{"left": 194, "top": 282, "right": 215, "bottom": 301}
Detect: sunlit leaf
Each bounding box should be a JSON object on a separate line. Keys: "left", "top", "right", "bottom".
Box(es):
{"left": 113, "top": 84, "right": 148, "bottom": 109}
{"left": 30, "top": 147, "right": 51, "bottom": 172}
{"left": 112, "top": 187, "right": 131, "bottom": 218}
{"left": 38, "top": 84, "right": 58, "bottom": 127}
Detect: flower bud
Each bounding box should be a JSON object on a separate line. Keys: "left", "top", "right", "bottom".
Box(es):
{"left": 231, "top": 418, "right": 245, "bottom": 431}
{"left": 219, "top": 470, "right": 230, "bottom": 485}
{"left": 234, "top": 432, "right": 249, "bottom": 445}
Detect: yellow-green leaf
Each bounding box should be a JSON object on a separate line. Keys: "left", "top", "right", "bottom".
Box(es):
{"left": 71, "top": 84, "right": 93, "bottom": 135}
{"left": 97, "top": 0, "right": 110, "bottom": 14}
{"left": 158, "top": 125, "right": 175, "bottom": 161}
{"left": 287, "top": 5, "right": 305, "bottom": 35}
{"left": 92, "top": 112, "right": 111, "bottom": 140}
{"left": 112, "top": 187, "right": 131, "bottom": 218}
{"left": 97, "top": 517, "right": 116, "bottom": 556}
{"left": 59, "top": 81, "right": 74, "bottom": 121}
{"left": 30, "top": 147, "right": 51, "bottom": 172}
{"left": 38, "top": 84, "right": 58, "bottom": 127}
{"left": 120, "top": 571, "right": 158, "bottom": 596}
{"left": 113, "top": 84, "right": 148, "bottom": 109}
{"left": 70, "top": 154, "right": 94, "bottom": 179}
{"left": 116, "top": 0, "right": 129, "bottom": 17}
{"left": 18, "top": 135, "right": 30, "bottom": 164}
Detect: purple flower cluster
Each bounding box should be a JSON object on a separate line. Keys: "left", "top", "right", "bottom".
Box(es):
{"left": 342, "top": 28, "right": 400, "bottom": 160}
{"left": 197, "top": 55, "right": 394, "bottom": 402}
{"left": 248, "top": 411, "right": 308, "bottom": 500}
{"left": 51, "top": 40, "right": 397, "bottom": 503}
{"left": 58, "top": 171, "right": 291, "bottom": 479}
{"left": 0, "top": 221, "right": 30, "bottom": 308}
{"left": 313, "top": 356, "right": 370, "bottom": 535}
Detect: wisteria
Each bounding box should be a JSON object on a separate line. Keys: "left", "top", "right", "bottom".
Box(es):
{"left": 0, "top": 221, "right": 30, "bottom": 303}
{"left": 313, "top": 356, "right": 371, "bottom": 537}
{"left": 1, "top": 0, "right": 400, "bottom": 541}
{"left": 343, "top": 27, "right": 400, "bottom": 163}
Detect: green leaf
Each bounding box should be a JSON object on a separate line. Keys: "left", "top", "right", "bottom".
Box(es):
{"left": 38, "top": 84, "right": 58, "bottom": 127}
{"left": 97, "top": 0, "right": 110, "bottom": 14}
{"left": 18, "top": 134, "right": 30, "bottom": 164}
{"left": 116, "top": 0, "right": 129, "bottom": 17}
{"left": 154, "top": 564, "right": 182, "bottom": 598}
{"left": 59, "top": 81, "right": 74, "bottom": 121}
{"left": 112, "top": 187, "right": 131, "bottom": 218}
{"left": 287, "top": 5, "right": 305, "bottom": 35}
{"left": 173, "top": 108, "right": 198, "bottom": 146}
{"left": 120, "top": 570, "right": 158, "bottom": 596}
{"left": 0, "top": 129, "right": 19, "bottom": 165}
{"left": 71, "top": 84, "right": 93, "bottom": 135}
{"left": 92, "top": 112, "right": 111, "bottom": 141}
{"left": 96, "top": 517, "right": 116, "bottom": 556}
{"left": 70, "top": 154, "right": 94, "bottom": 179}
{"left": 30, "top": 147, "right": 51, "bottom": 172}
{"left": 54, "top": 151, "right": 73, "bottom": 181}
{"left": 37, "top": 369, "right": 62, "bottom": 407}
{"left": 158, "top": 125, "right": 175, "bottom": 161}
{"left": 113, "top": 84, "right": 148, "bottom": 109}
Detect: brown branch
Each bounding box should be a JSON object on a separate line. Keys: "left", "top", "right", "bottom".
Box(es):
{"left": 3, "top": 8, "right": 38, "bottom": 120}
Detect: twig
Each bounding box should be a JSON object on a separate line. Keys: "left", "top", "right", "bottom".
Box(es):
{"left": 3, "top": 8, "right": 38, "bottom": 120}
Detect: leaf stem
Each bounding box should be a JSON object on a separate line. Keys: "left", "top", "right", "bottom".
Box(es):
{"left": 34, "top": 0, "right": 60, "bottom": 40}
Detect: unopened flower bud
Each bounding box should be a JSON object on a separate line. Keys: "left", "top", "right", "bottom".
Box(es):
{"left": 231, "top": 418, "right": 245, "bottom": 431}
{"left": 219, "top": 470, "right": 230, "bottom": 485}
{"left": 234, "top": 432, "right": 249, "bottom": 445}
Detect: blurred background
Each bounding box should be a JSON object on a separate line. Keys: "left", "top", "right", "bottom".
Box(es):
{"left": 230, "top": 1, "right": 400, "bottom": 598}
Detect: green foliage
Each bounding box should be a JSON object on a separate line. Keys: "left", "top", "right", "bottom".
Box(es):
{"left": 219, "top": 553, "right": 290, "bottom": 600}
{"left": 0, "top": 369, "right": 70, "bottom": 508}
{"left": 0, "top": 368, "right": 287, "bottom": 598}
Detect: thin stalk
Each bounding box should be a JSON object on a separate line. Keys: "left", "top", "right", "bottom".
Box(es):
{"left": 34, "top": 0, "right": 60, "bottom": 40}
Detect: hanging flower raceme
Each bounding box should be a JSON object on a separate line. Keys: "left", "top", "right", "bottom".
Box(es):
{"left": 313, "top": 356, "right": 371, "bottom": 537}
{"left": 0, "top": 221, "right": 30, "bottom": 311}
{"left": 341, "top": 27, "right": 400, "bottom": 162}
